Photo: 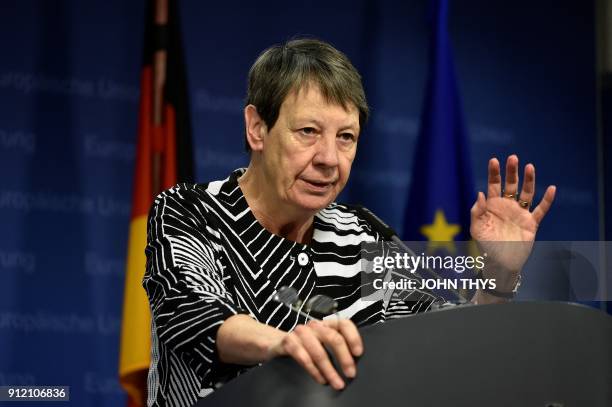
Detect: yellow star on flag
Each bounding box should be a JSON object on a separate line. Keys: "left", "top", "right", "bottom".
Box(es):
{"left": 420, "top": 209, "right": 461, "bottom": 253}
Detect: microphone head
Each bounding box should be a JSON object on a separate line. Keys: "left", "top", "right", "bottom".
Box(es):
{"left": 305, "top": 295, "right": 338, "bottom": 315}
{"left": 273, "top": 286, "right": 300, "bottom": 306}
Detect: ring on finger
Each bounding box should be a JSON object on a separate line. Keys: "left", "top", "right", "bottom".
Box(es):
{"left": 518, "top": 199, "right": 530, "bottom": 209}
{"left": 503, "top": 191, "right": 518, "bottom": 200}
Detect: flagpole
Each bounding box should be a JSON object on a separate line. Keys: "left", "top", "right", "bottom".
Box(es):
{"left": 152, "top": 0, "right": 168, "bottom": 195}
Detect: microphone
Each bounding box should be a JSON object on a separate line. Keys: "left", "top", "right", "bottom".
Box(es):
{"left": 273, "top": 286, "right": 339, "bottom": 321}
{"left": 348, "top": 204, "right": 469, "bottom": 304}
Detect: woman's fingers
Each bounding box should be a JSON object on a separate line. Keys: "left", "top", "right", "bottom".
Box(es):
{"left": 281, "top": 332, "right": 326, "bottom": 385}
{"left": 333, "top": 319, "right": 363, "bottom": 357}
{"left": 294, "top": 324, "right": 346, "bottom": 390}
{"left": 281, "top": 319, "right": 363, "bottom": 391}
{"left": 487, "top": 158, "right": 502, "bottom": 198}
{"left": 488, "top": 155, "right": 541, "bottom": 211}
{"left": 519, "top": 163, "right": 536, "bottom": 208}
{"left": 471, "top": 191, "right": 487, "bottom": 219}
{"left": 504, "top": 155, "right": 520, "bottom": 197}
{"left": 532, "top": 185, "right": 557, "bottom": 224}
{"left": 310, "top": 321, "right": 356, "bottom": 379}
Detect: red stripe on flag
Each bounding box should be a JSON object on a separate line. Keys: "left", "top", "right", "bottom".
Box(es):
{"left": 130, "top": 66, "right": 154, "bottom": 220}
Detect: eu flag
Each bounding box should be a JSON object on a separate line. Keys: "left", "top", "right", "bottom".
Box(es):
{"left": 402, "top": 0, "right": 474, "bottom": 248}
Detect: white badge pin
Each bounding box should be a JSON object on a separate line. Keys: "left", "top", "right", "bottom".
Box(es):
{"left": 297, "top": 252, "right": 309, "bottom": 266}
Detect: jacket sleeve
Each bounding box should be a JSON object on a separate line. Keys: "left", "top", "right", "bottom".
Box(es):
{"left": 143, "top": 184, "right": 245, "bottom": 387}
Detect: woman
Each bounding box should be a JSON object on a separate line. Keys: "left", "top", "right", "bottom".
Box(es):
{"left": 143, "top": 38, "right": 556, "bottom": 407}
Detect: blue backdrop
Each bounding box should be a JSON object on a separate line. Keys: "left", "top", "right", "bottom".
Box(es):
{"left": 0, "top": 1, "right": 601, "bottom": 406}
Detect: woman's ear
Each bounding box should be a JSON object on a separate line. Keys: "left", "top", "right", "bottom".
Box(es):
{"left": 244, "top": 104, "right": 267, "bottom": 152}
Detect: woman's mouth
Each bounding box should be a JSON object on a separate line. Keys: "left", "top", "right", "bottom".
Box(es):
{"left": 300, "top": 178, "right": 335, "bottom": 192}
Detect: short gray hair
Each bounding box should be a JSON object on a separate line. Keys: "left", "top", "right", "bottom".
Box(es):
{"left": 245, "top": 38, "right": 369, "bottom": 151}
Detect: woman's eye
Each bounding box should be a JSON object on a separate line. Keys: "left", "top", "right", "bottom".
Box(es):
{"left": 300, "top": 127, "right": 316, "bottom": 136}
{"left": 338, "top": 133, "right": 355, "bottom": 142}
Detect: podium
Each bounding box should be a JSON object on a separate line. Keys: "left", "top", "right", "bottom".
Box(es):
{"left": 198, "top": 302, "right": 612, "bottom": 407}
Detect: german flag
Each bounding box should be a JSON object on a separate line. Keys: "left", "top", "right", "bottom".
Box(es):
{"left": 119, "top": 0, "right": 193, "bottom": 405}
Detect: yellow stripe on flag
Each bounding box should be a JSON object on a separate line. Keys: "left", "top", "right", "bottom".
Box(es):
{"left": 119, "top": 215, "right": 150, "bottom": 406}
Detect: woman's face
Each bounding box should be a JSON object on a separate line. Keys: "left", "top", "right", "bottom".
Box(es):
{"left": 260, "top": 84, "right": 360, "bottom": 214}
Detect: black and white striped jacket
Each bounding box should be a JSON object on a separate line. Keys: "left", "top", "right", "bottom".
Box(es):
{"left": 143, "top": 169, "right": 435, "bottom": 407}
